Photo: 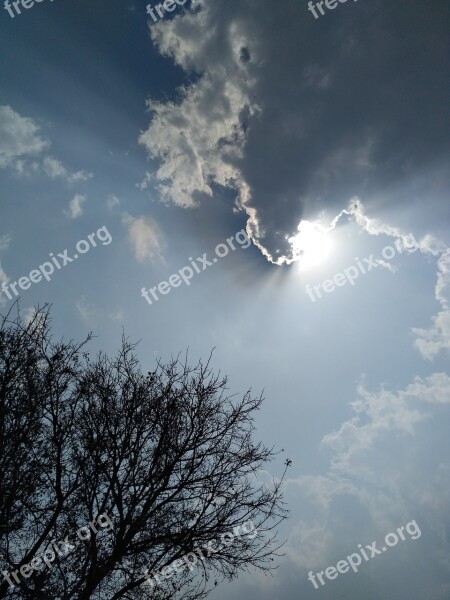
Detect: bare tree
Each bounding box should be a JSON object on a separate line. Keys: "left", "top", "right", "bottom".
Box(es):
{"left": 0, "top": 305, "right": 290, "bottom": 599}
{"left": 0, "top": 305, "right": 91, "bottom": 600}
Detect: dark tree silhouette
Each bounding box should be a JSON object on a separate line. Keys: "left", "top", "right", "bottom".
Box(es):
{"left": 0, "top": 305, "right": 289, "bottom": 599}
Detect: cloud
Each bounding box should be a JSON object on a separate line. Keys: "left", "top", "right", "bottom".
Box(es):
{"left": 139, "top": 2, "right": 256, "bottom": 212}
{"left": 0, "top": 105, "right": 49, "bottom": 170}
{"left": 43, "top": 156, "right": 92, "bottom": 184}
{"left": 0, "top": 263, "right": 8, "bottom": 287}
{"left": 122, "top": 213, "right": 166, "bottom": 264}
{"left": 22, "top": 307, "right": 39, "bottom": 327}
{"left": 0, "top": 262, "right": 9, "bottom": 306}
{"left": 138, "top": 75, "right": 255, "bottom": 208}
{"left": 75, "top": 296, "right": 95, "bottom": 321}
{"left": 65, "top": 194, "right": 87, "bottom": 219}
{"left": 279, "top": 237, "right": 450, "bottom": 576}
{"left": 18, "top": 307, "right": 48, "bottom": 336}
{"left": 284, "top": 197, "right": 445, "bottom": 267}
{"left": 139, "top": 1, "right": 448, "bottom": 264}
{"left": 285, "top": 520, "right": 333, "bottom": 570}
{"left": 403, "top": 373, "right": 450, "bottom": 405}
{"left": 284, "top": 369, "right": 450, "bottom": 576}
{"left": 107, "top": 195, "right": 120, "bottom": 209}
{"left": 413, "top": 250, "right": 450, "bottom": 360}
{"left": 0, "top": 105, "right": 92, "bottom": 183}
{"left": 322, "top": 373, "right": 450, "bottom": 473}
{"left": 109, "top": 310, "right": 124, "bottom": 321}
{"left": 0, "top": 236, "right": 11, "bottom": 304}
{"left": 136, "top": 171, "right": 152, "bottom": 191}
{"left": 75, "top": 300, "right": 123, "bottom": 323}
{"left": 0, "top": 235, "right": 11, "bottom": 251}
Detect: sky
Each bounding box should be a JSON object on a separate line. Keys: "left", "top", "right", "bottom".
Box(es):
{"left": 0, "top": 0, "right": 449, "bottom": 598}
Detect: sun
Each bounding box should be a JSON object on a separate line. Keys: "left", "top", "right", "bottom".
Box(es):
{"left": 289, "top": 220, "right": 333, "bottom": 271}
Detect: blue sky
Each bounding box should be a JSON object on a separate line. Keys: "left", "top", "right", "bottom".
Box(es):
{"left": 1, "top": 0, "right": 449, "bottom": 598}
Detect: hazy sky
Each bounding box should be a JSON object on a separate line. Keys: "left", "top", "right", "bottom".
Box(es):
{"left": 0, "top": 0, "right": 449, "bottom": 598}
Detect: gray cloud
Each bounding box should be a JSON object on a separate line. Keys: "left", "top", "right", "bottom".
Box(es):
{"left": 140, "top": 0, "right": 449, "bottom": 263}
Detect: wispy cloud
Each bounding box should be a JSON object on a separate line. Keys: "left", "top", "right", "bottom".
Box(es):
{"left": 107, "top": 195, "right": 120, "bottom": 209}
{"left": 413, "top": 249, "right": 450, "bottom": 360}
{"left": 0, "top": 262, "right": 9, "bottom": 306}
{"left": 0, "top": 235, "right": 11, "bottom": 251}
{"left": 109, "top": 310, "right": 124, "bottom": 321}
{"left": 65, "top": 194, "right": 87, "bottom": 219}
{"left": 0, "top": 105, "right": 92, "bottom": 184}
{"left": 285, "top": 370, "right": 450, "bottom": 570}
{"left": 0, "top": 105, "right": 49, "bottom": 170}
{"left": 43, "top": 156, "right": 92, "bottom": 184}
{"left": 122, "top": 213, "right": 166, "bottom": 264}
{"left": 75, "top": 296, "right": 95, "bottom": 321}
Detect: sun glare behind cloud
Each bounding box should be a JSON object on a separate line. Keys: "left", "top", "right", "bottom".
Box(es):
{"left": 289, "top": 220, "right": 334, "bottom": 271}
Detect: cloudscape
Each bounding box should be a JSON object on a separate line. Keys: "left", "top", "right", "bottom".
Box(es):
{"left": 0, "top": 1, "right": 449, "bottom": 599}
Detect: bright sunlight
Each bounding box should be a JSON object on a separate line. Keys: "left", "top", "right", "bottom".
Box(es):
{"left": 289, "top": 220, "right": 333, "bottom": 271}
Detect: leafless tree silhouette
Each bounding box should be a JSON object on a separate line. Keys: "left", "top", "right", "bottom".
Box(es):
{"left": 0, "top": 305, "right": 289, "bottom": 599}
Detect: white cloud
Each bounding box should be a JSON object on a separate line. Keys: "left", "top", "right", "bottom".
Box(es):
{"left": 107, "top": 195, "right": 120, "bottom": 209}
{"left": 414, "top": 311, "right": 450, "bottom": 360}
{"left": 413, "top": 250, "right": 450, "bottom": 360}
{"left": 75, "top": 297, "right": 95, "bottom": 321}
{"left": 139, "top": 79, "right": 254, "bottom": 208}
{"left": 65, "top": 194, "right": 87, "bottom": 219}
{"left": 122, "top": 213, "right": 166, "bottom": 264}
{"left": 136, "top": 171, "right": 152, "bottom": 191}
{"left": 402, "top": 372, "right": 450, "bottom": 404}
{"left": 323, "top": 198, "right": 440, "bottom": 252}
{"left": 291, "top": 473, "right": 358, "bottom": 513}
{"left": 0, "top": 262, "right": 9, "bottom": 306}
{"left": 0, "top": 105, "right": 49, "bottom": 170}
{"left": 43, "top": 156, "right": 92, "bottom": 184}
{"left": 19, "top": 307, "right": 48, "bottom": 336}
{"left": 321, "top": 383, "right": 425, "bottom": 475}
{"left": 323, "top": 373, "right": 450, "bottom": 465}
{"left": 75, "top": 300, "right": 123, "bottom": 323}
{"left": 419, "top": 234, "right": 448, "bottom": 257}
{"left": 285, "top": 520, "right": 333, "bottom": 569}
{"left": 22, "top": 307, "right": 38, "bottom": 327}
{"left": 307, "top": 198, "right": 447, "bottom": 273}
{"left": 0, "top": 235, "right": 11, "bottom": 251}
{"left": 0, "top": 262, "right": 8, "bottom": 286}
{"left": 283, "top": 370, "right": 450, "bottom": 574}
{"left": 139, "top": 3, "right": 257, "bottom": 210}
{"left": 0, "top": 105, "right": 92, "bottom": 184}
{"left": 314, "top": 375, "right": 446, "bottom": 489}
{"left": 109, "top": 310, "right": 124, "bottom": 321}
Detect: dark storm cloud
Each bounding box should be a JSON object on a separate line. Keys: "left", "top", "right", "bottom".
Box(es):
{"left": 140, "top": 0, "right": 449, "bottom": 262}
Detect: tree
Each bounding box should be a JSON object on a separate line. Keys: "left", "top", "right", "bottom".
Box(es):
{"left": 0, "top": 305, "right": 289, "bottom": 599}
